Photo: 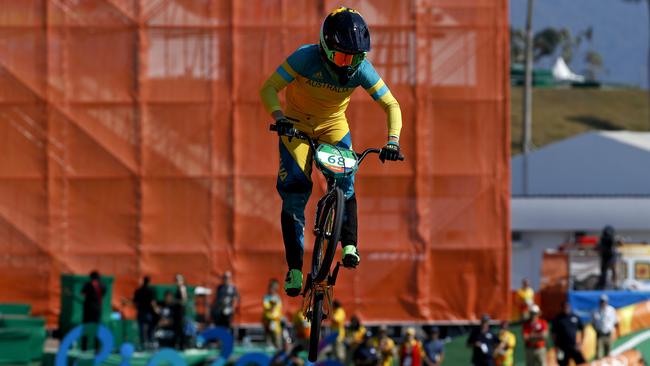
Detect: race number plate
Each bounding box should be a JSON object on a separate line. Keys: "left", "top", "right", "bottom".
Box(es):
{"left": 314, "top": 144, "right": 358, "bottom": 177}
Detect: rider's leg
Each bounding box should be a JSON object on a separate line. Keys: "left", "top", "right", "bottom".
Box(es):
{"left": 277, "top": 135, "right": 313, "bottom": 296}
{"left": 317, "top": 124, "right": 360, "bottom": 268}
{"left": 340, "top": 194, "right": 357, "bottom": 248}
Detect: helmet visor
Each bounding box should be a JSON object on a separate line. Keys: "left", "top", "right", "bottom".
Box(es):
{"left": 331, "top": 50, "right": 366, "bottom": 68}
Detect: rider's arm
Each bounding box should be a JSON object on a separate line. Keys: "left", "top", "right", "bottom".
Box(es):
{"left": 367, "top": 81, "right": 402, "bottom": 142}
{"left": 260, "top": 58, "right": 299, "bottom": 120}
{"left": 359, "top": 61, "right": 402, "bottom": 142}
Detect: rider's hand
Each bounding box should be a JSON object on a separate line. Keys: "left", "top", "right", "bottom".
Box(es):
{"left": 274, "top": 117, "right": 294, "bottom": 141}
{"left": 379, "top": 141, "right": 400, "bottom": 162}
{"left": 275, "top": 117, "right": 295, "bottom": 142}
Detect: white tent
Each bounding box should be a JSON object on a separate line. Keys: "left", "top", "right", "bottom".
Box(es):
{"left": 552, "top": 57, "right": 585, "bottom": 82}
{"left": 511, "top": 131, "right": 650, "bottom": 289}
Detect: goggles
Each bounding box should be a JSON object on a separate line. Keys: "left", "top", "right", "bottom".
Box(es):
{"left": 329, "top": 50, "right": 366, "bottom": 68}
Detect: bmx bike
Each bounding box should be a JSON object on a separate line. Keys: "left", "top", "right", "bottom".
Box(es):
{"left": 270, "top": 119, "right": 403, "bottom": 361}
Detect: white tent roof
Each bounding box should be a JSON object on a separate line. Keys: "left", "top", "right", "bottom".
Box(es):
{"left": 512, "top": 197, "right": 650, "bottom": 231}
{"left": 552, "top": 57, "right": 585, "bottom": 82}
{"left": 512, "top": 131, "right": 650, "bottom": 196}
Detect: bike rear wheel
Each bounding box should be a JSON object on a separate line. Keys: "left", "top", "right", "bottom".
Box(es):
{"left": 308, "top": 292, "right": 324, "bottom": 362}
{"left": 311, "top": 187, "right": 345, "bottom": 283}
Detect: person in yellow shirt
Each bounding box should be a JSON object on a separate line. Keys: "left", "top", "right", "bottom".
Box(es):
{"left": 292, "top": 309, "right": 310, "bottom": 349}
{"left": 330, "top": 300, "right": 346, "bottom": 362}
{"left": 347, "top": 314, "right": 367, "bottom": 363}
{"left": 262, "top": 279, "right": 283, "bottom": 349}
{"left": 516, "top": 278, "right": 535, "bottom": 321}
{"left": 373, "top": 325, "right": 396, "bottom": 366}
{"left": 494, "top": 321, "right": 516, "bottom": 366}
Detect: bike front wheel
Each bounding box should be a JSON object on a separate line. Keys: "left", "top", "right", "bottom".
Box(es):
{"left": 308, "top": 292, "right": 324, "bottom": 362}
{"left": 311, "top": 187, "right": 345, "bottom": 283}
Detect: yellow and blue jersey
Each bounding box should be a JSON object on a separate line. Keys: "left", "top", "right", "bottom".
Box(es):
{"left": 260, "top": 44, "right": 402, "bottom": 138}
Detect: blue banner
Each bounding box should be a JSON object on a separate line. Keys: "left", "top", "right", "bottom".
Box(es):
{"left": 568, "top": 291, "right": 650, "bottom": 322}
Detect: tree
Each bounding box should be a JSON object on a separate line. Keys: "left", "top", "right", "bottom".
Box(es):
{"left": 584, "top": 51, "right": 604, "bottom": 80}
{"left": 532, "top": 27, "right": 570, "bottom": 62}
{"left": 511, "top": 27, "right": 526, "bottom": 64}
{"left": 511, "top": 27, "right": 574, "bottom": 64}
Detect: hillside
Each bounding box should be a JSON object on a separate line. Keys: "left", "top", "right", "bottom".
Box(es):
{"left": 511, "top": 87, "right": 649, "bottom": 155}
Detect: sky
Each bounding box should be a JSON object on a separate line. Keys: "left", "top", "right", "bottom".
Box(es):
{"left": 510, "top": 0, "right": 649, "bottom": 88}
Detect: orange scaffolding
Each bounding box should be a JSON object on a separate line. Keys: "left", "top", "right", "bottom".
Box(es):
{"left": 0, "top": 0, "right": 510, "bottom": 324}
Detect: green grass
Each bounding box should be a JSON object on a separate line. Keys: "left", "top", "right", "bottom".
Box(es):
{"left": 510, "top": 87, "right": 649, "bottom": 155}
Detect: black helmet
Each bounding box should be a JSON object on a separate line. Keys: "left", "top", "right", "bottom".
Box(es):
{"left": 320, "top": 7, "right": 370, "bottom": 84}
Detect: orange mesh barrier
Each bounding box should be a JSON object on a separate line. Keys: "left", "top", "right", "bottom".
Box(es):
{"left": 0, "top": 0, "right": 510, "bottom": 324}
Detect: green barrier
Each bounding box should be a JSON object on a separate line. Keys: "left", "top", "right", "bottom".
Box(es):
{"left": 0, "top": 315, "right": 46, "bottom": 362}
{"left": 0, "top": 314, "right": 45, "bottom": 328}
{"left": 0, "top": 303, "right": 31, "bottom": 316}
{"left": 149, "top": 284, "right": 196, "bottom": 321}
{"left": 107, "top": 318, "right": 140, "bottom": 351}
{"left": 0, "top": 328, "right": 33, "bottom": 364}
{"left": 59, "top": 274, "right": 114, "bottom": 336}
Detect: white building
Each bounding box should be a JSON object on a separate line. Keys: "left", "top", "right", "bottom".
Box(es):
{"left": 511, "top": 131, "right": 650, "bottom": 289}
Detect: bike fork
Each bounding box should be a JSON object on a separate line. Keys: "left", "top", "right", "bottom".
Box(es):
{"left": 312, "top": 194, "right": 327, "bottom": 236}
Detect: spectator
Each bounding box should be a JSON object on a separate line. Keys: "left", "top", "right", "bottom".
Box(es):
{"left": 423, "top": 326, "right": 444, "bottom": 366}
{"left": 330, "top": 300, "right": 346, "bottom": 362}
{"left": 80, "top": 270, "right": 106, "bottom": 351}
{"left": 210, "top": 271, "right": 240, "bottom": 331}
{"left": 133, "top": 275, "right": 157, "bottom": 350}
{"left": 373, "top": 325, "right": 396, "bottom": 366}
{"left": 592, "top": 294, "right": 619, "bottom": 359}
{"left": 156, "top": 290, "right": 178, "bottom": 348}
{"left": 263, "top": 278, "right": 283, "bottom": 349}
{"left": 291, "top": 309, "right": 310, "bottom": 349}
{"left": 348, "top": 315, "right": 367, "bottom": 347}
{"left": 523, "top": 305, "right": 548, "bottom": 366}
{"left": 347, "top": 315, "right": 368, "bottom": 364}
{"left": 551, "top": 301, "right": 585, "bottom": 366}
{"left": 516, "top": 278, "right": 535, "bottom": 321}
{"left": 597, "top": 226, "right": 620, "bottom": 289}
{"left": 494, "top": 321, "right": 515, "bottom": 366}
{"left": 173, "top": 273, "right": 188, "bottom": 350}
{"left": 353, "top": 331, "right": 379, "bottom": 366}
{"left": 467, "top": 314, "right": 498, "bottom": 366}
{"left": 399, "top": 327, "right": 424, "bottom": 366}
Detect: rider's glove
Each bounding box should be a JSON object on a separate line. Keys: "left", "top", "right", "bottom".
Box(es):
{"left": 275, "top": 117, "right": 294, "bottom": 138}
{"left": 379, "top": 141, "right": 400, "bottom": 162}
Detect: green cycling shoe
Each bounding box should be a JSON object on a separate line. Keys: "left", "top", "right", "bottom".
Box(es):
{"left": 284, "top": 269, "right": 303, "bottom": 297}
{"left": 342, "top": 245, "right": 360, "bottom": 268}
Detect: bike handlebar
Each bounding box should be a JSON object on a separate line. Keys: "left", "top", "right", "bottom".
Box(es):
{"left": 270, "top": 123, "right": 405, "bottom": 163}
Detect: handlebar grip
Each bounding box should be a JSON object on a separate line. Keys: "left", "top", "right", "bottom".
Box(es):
{"left": 398, "top": 155, "right": 405, "bottom": 161}
{"left": 269, "top": 124, "right": 277, "bottom": 132}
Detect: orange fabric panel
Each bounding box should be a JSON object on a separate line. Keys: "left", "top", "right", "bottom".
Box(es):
{"left": 0, "top": 0, "right": 510, "bottom": 325}
{"left": 540, "top": 252, "right": 569, "bottom": 320}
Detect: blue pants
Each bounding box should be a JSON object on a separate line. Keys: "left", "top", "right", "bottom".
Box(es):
{"left": 277, "top": 121, "right": 357, "bottom": 271}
